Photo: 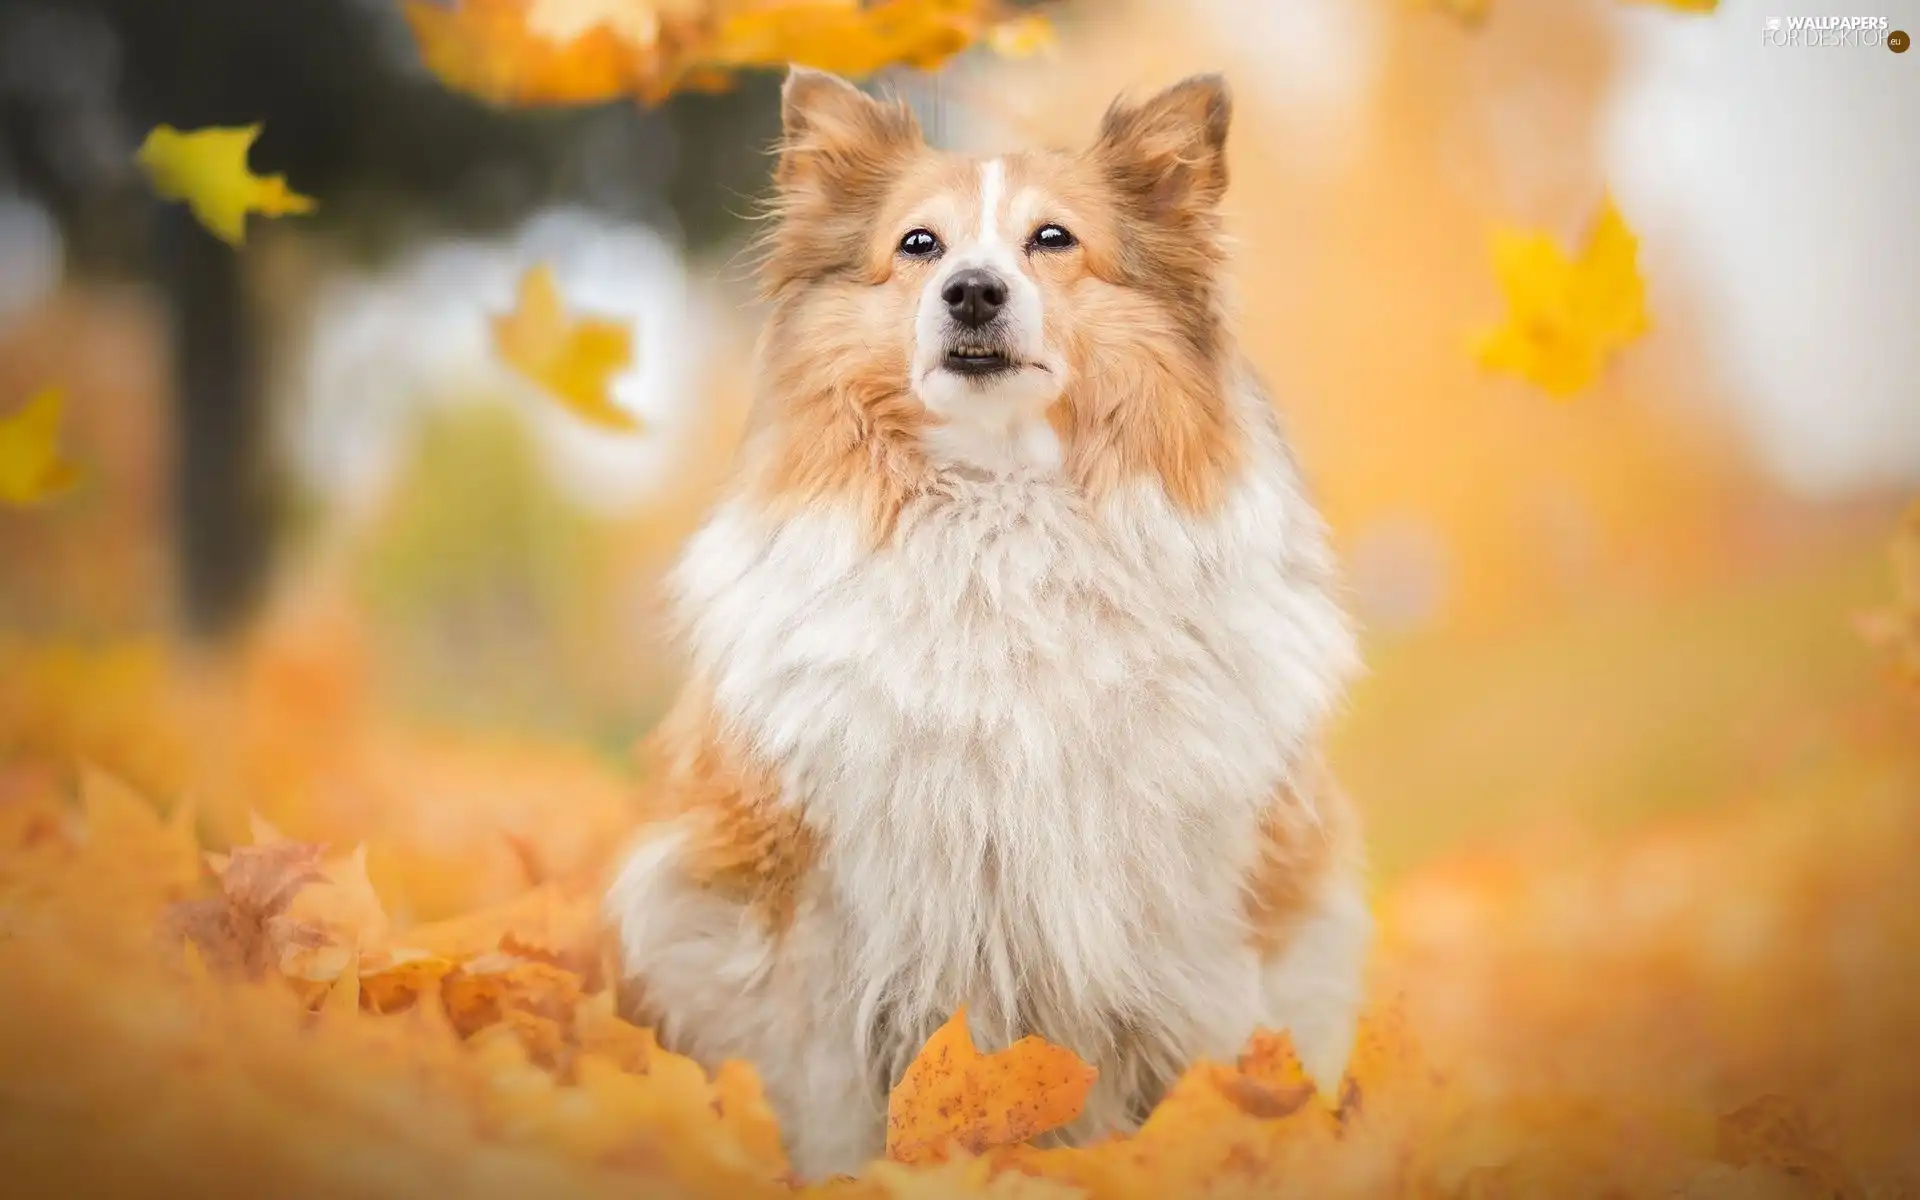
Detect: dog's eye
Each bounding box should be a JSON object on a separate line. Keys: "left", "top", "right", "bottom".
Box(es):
{"left": 898, "top": 228, "right": 943, "bottom": 258}
{"left": 1030, "top": 224, "right": 1076, "bottom": 251}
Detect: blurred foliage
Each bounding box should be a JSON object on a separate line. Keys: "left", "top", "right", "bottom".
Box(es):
{"left": 352, "top": 404, "right": 621, "bottom": 740}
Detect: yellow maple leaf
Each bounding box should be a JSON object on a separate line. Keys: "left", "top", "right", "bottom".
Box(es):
{"left": 134, "top": 124, "right": 316, "bottom": 247}
{"left": 885, "top": 1006, "right": 1097, "bottom": 1166}
{"left": 0, "top": 387, "right": 82, "bottom": 508}
{"left": 1472, "top": 194, "right": 1651, "bottom": 398}
{"left": 491, "top": 264, "right": 642, "bottom": 432}
{"left": 1630, "top": 0, "right": 1718, "bottom": 11}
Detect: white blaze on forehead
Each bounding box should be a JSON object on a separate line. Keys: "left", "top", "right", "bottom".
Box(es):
{"left": 977, "top": 158, "right": 1005, "bottom": 247}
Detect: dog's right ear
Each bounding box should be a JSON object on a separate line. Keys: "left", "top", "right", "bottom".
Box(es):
{"left": 775, "top": 67, "right": 922, "bottom": 195}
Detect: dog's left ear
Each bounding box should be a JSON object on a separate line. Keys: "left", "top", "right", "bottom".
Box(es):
{"left": 1091, "top": 74, "right": 1232, "bottom": 216}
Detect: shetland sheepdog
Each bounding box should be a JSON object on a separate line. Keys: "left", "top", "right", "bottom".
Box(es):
{"left": 608, "top": 66, "right": 1368, "bottom": 1179}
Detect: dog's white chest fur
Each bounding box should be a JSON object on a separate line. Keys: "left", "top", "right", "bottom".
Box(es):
{"left": 651, "top": 399, "right": 1360, "bottom": 1148}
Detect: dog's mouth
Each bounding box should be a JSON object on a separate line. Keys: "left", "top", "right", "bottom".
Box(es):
{"left": 942, "top": 343, "right": 1021, "bottom": 378}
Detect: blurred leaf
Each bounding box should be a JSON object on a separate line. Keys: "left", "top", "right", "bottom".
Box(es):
{"left": 492, "top": 264, "right": 641, "bottom": 432}
{"left": 403, "top": 0, "right": 1051, "bottom": 107}
{"left": 1472, "top": 194, "right": 1651, "bottom": 398}
{"left": 0, "top": 387, "right": 83, "bottom": 509}
{"left": 135, "top": 124, "right": 317, "bottom": 247}
{"left": 704, "top": 0, "right": 1013, "bottom": 77}
{"left": 401, "top": 0, "right": 680, "bottom": 107}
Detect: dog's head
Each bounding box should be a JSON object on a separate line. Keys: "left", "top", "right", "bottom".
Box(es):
{"left": 752, "top": 68, "right": 1239, "bottom": 524}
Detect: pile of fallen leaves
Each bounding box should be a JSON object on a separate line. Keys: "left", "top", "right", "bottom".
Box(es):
{"left": 3, "top": 507, "right": 1918, "bottom": 1198}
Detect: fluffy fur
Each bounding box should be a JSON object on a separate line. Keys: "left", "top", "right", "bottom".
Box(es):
{"left": 608, "top": 67, "right": 1370, "bottom": 1180}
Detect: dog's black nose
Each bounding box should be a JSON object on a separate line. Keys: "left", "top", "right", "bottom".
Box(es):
{"left": 942, "top": 268, "right": 1007, "bottom": 329}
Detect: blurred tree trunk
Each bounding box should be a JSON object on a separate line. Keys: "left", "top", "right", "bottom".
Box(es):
{"left": 153, "top": 201, "right": 273, "bottom": 637}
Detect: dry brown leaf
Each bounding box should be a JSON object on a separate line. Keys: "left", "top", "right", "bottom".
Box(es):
{"left": 163, "top": 838, "right": 326, "bottom": 977}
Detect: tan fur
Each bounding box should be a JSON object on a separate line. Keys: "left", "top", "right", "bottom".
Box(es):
{"left": 638, "top": 681, "right": 819, "bottom": 936}
{"left": 1244, "top": 761, "right": 1355, "bottom": 957}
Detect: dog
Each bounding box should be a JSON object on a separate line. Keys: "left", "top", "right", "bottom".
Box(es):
{"left": 607, "top": 65, "right": 1369, "bottom": 1180}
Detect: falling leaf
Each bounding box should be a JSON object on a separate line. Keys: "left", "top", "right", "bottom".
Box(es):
{"left": 1472, "top": 194, "right": 1651, "bottom": 397}
{"left": 885, "top": 1007, "right": 1097, "bottom": 1165}
{"left": 491, "top": 264, "right": 642, "bottom": 432}
{"left": 134, "top": 124, "right": 316, "bottom": 247}
{"left": 705, "top": 0, "right": 998, "bottom": 77}
{"left": 403, "top": 0, "right": 1049, "bottom": 108}
{"left": 401, "top": 0, "right": 669, "bottom": 107}
{"left": 0, "top": 388, "right": 83, "bottom": 508}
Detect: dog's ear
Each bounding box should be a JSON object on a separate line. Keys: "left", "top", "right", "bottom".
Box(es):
{"left": 775, "top": 67, "right": 922, "bottom": 196}
{"left": 1091, "top": 73, "right": 1232, "bottom": 217}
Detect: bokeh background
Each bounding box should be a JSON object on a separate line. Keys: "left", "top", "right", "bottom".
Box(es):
{"left": 2, "top": 0, "right": 1918, "bottom": 1187}
{"left": 4, "top": 0, "right": 1913, "bottom": 866}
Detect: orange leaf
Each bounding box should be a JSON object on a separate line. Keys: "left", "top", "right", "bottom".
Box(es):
{"left": 885, "top": 1006, "right": 1096, "bottom": 1165}
{"left": 400, "top": 0, "right": 664, "bottom": 107}
{"left": 440, "top": 951, "right": 584, "bottom": 1036}
{"left": 357, "top": 947, "right": 459, "bottom": 1014}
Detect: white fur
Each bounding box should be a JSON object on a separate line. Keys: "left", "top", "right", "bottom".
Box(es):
{"left": 608, "top": 371, "right": 1369, "bottom": 1179}
{"left": 911, "top": 159, "right": 1068, "bottom": 469}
